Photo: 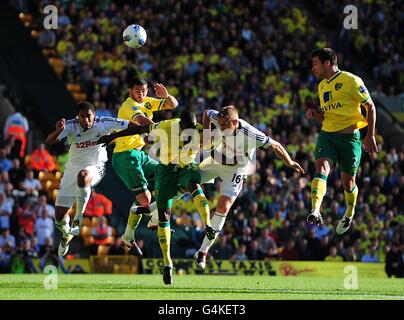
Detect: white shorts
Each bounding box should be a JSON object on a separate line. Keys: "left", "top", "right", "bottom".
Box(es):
{"left": 55, "top": 164, "right": 106, "bottom": 208}
{"left": 199, "top": 158, "right": 246, "bottom": 199}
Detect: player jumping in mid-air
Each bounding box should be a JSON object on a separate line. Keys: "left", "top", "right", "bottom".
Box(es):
{"left": 307, "top": 48, "right": 378, "bottom": 234}
{"left": 111, "top": 76, "right": 178, "bottom": 255}
{"left": 97, "top": 110, "right": 216, "bottom": 284}
{"left": 45, "top": 102, "right": 130, "bottom": 256}
{"left": 193, "top": 106, "right": 305, "bottom": 268}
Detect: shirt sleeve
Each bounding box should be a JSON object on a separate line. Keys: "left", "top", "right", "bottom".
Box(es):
{"left": 56, "top": 122, "right": 73, "bottom": 141}
{"left": 100, "top": 117, "right": 129, "bottom": 133}
{"left": 350, "top": 77, "right": 371, "bottom": 104}
{"left": 206, "top": 109, "right": 220, "bottom": 127}
{"left": 243, "top": 124, "right": 273, "bottom": 149}
{"left": 150, "top": 97, "right": 166, "bottom": 111}
{"left": 123, "top": 106, "right": 144, "bottom": 121}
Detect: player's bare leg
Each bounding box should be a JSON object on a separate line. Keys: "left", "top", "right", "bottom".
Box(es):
{"left": 195, "top": 195, "right": 234, "bottom": 269}
{"left": 121, "top": 191, "right": 152, "bottom": 256}
{"left": 308, "top": 158, "right": 333, "bottom": 225}
{"left": 336, "top": 173, "right": 358, "bottom": 234}
{"left": 55, "top": 206, "right": 74, "bottom": 256}
{"left": 69, "top": 170, "right": 93, "bottom": 236}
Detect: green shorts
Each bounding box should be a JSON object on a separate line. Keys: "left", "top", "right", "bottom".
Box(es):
{"left": 112, "top": 149, "right": 158, "bottom": 195}
{"left": 315, "top": 130, "right": 362, "bottom": 176}
{"left": 155, "top": 163, "right": 201, "bottom": 209}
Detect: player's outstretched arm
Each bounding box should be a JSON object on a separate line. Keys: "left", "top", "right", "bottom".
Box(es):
{"left": 45, "top": 118, "right": 65, "bottom": 147}
{"left": 269, "top": 140, "right": 305, "bottom": 174}
{"left": 96, "top": 123, "right": 150, "bottom": 146}
{"left": 154, "top": 83, "right": 178, "bottom": 109}
{"left": 362, "top": 99, "right": 379, "bottom": 157}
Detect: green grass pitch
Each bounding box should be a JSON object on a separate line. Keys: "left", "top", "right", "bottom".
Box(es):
{"left": 0, "top": 274, "right": 403, "bottom": 300}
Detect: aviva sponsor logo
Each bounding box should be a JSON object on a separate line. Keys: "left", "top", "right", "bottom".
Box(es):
{"left": 321, "top": 102, "right": 342, "bottom": 112}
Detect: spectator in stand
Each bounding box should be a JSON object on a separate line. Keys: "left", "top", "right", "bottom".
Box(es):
{"left": 34, "top": 194, "right": 55, "bottom": 219}
{"left": 0, "top": 192, "right": 13, "bottom": 230}
{"left": 0, "top": 149, "right": 12, "bottom": 172}
{"left": 211, "top": 235, "right": 234, "bottom": 260}
{"left": 231, "top": 244, "right": 248, "bottom": 261}
{"left": 0, "top": 229, "right": 16, "bottom": 249}
{"left": 361, "top": 246, "right": 380, "bottom": 263}
{"left": 246, "top": 240, "right": 265, "bottom": 260}
{"left": 84, "top": 190, "right": 112, "bottom": 220}
{"left": 30, "top": 143, "right": 57, "bottom": 172}
{"left": 8, "top": 159, "right": 25, "bottom": 188}
{"left": 22, "top": 170, "right": 42, "bottom": 197}
{"left": 17, "top": 200, "right": 35, "bottom": 238}
{"left": 3, "top": 111, "right": 29, "bottom": 158}
{"left": 34, "top": 210, "right": 54, "bottom": 254}
{"left": 90, "top": 216, "right": 113, "bottom": 254}
{"left": 257, "top": 228, "right": 278, "bottom": 259}
{"left": 344, "top": 246, "right": 359, "bottom": 262}
{"left": 280, "top": 239, "right": 299, "bottom": 260}
{"left": 325, "top": 246, "right": 343, "bottom": 262}
{"left": 385, "top": 242, "right": 404, "bottom": 278}
{"left": 108, "top": 237, "right": 127, "bottom": 255}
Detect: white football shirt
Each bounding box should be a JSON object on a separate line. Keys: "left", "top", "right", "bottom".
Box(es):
{"left": 206, "top": 109, "right": 273, "bottom": 174}
{"left": 57, "top": 116, "right": 129, "bottom": 168}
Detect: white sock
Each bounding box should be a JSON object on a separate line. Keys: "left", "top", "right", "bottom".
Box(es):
{"left": 149, "top": 205, "right": 159, "bottom": 226}
{"left": 55, "top": 214, "right": 70, "bottom": 238}
{"left": 199, "top": 212, "right": 227, "bottom": 253}
{"left": 74, "top": 186, "right": 91, "bottom": 222}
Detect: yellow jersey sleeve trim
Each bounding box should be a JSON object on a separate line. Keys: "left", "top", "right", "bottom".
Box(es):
{"left": 361, "top": 96, "right": 371, "bottom": 104}
{"left": 158, "top": 99, "right": 165, "bottom": 110}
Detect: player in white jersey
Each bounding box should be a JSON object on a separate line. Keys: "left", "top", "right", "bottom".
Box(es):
{"left": 144, "top": 106, "right": 305, "bottom": 267}
{"left": 192, "top": 106, "right": 305, "bottom": 268}
{"left": 45, "top": 102, "right": 129, "bottom": 256}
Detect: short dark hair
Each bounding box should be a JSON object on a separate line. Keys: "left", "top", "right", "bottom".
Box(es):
{"left": 77, "top": 101, "right": 95, "bottom": 113}
{"left": 180, "top": 110, "right": 197, "bottom": 129}
{"left": 311, "top": 48, "right": 338, "bottom": 65}
{"left": 128, "top": 76, "right": 148, "bottom": 88}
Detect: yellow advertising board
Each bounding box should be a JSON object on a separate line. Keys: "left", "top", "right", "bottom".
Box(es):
{"left": 141, "top": 259, "right": 387, "bottom": 278}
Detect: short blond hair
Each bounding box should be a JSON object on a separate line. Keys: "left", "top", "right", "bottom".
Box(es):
{"left": 218, "top": 105, "right": 239, "bottom": 120}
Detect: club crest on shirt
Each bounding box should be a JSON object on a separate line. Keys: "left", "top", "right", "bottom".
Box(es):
{"left": 335, "top": 83, "right": 343, "bottom": 90}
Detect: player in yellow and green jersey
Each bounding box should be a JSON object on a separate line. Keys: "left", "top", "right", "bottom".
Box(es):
{"left": 307, "top": 48, "right": 378, "bottom": 234}
{"left": 112, "top": 77, "right": 178, "bottom": 255}
{"left": 97, "top": 111, "right": 216, "bottom": 285}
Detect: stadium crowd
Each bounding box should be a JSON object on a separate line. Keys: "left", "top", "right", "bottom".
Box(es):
{"left": 2, "top": 0, "right": 403, "bottom": 276}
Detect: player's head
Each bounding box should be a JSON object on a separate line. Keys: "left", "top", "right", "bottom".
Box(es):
{"left": 179, "top": 110, "right": 197, "bottom": 130}
{"left": 76, "top": 101, "right": 96, "bottom": 130}
{"left": 311, "top": 48, "right": 338, "bottom": 80}
{"left": 128, "top": 76, "right": 148, "bottom": 103}
{"left": 217, "top": 105, "right": 239, "bottom": 136}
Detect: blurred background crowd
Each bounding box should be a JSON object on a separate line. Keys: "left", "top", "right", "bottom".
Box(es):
{"left": 1, "top": 0, "right": 402, "bottom": 276}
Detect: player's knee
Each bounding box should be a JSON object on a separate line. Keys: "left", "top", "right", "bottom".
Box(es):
{"left": 316, "top": 162, "right": 330, "bottom": 176}
{"left": 217, "top": 196, "right": 232, "bottom": 214}
{"left": 137, "top": 191, "right": 152, "bottom": 206}
{"left": 342, "top": 179, "right": 355, "bottom": 192}
{"left": 77, "top": 170, "right": 91, "bottom": 186}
